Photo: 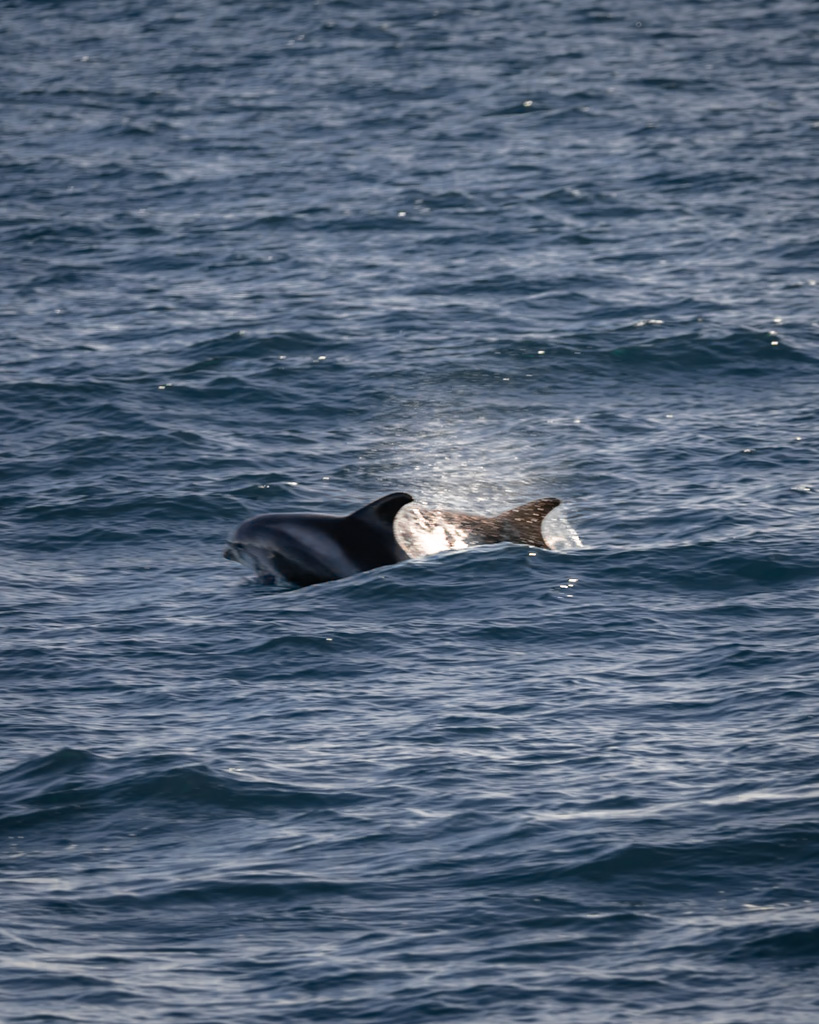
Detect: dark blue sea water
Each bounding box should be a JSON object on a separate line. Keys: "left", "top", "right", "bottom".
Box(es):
{"left": 2, "top": 1, "right": 819, "bottom": 1021}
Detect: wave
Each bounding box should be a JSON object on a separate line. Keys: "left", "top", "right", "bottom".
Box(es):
{"left": 604, "top": 327, "right": 816, "bottom": 375}
{"left": 0, "top": 749, "right": 363, "bottom": 833}
{"left": 729, "top": 922, "right": 819, "bottom": 961}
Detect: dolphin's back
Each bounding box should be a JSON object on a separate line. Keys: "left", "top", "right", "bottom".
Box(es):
{"left": 392, "top": 497, "right": 561, "bottom": 557}
{"left": 422, "top": 497, "right": 560, "bottom": 548}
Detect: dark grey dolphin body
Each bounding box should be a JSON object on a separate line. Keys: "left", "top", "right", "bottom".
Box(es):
{"left": 224, "top": 493, "right": 561, "bottom": 586}
{"left": 224, "top": 492, "right": 414, "bottom": 586}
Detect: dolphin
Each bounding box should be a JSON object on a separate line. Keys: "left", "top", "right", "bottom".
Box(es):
{"left": 224, "top": 493, "right": 562, "bottom": 586}
{"left": 224, "top": 492, "right": 414, "bottom": 586}
{"left": 396, "top": 496, "right": 561, "bottom": 556}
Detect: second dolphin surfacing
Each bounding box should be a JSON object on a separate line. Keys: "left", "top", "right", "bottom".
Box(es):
{"left": 394, "top": 496, "right": 561, "bottom": 559}
{"left": 224, "top": 493, "right": 561, "bottom": 586}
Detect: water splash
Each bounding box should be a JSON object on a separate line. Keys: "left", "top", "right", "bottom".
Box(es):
{"left": 394, "top": 505, "right": 473, "bottom": 558}
{"left": 541, "top": 505, "right": 584, "bottom": 551}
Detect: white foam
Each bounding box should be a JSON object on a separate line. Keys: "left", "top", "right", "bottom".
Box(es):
{"left": 540, "top": 506, "right": 583, "bottom": 551}
{"left": 394, "top": 505, "right": 471, "bottom": 558}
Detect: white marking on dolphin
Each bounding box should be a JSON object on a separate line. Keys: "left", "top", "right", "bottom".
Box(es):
{"left": 224, "top": 493, "right": 562, "bottom": 586}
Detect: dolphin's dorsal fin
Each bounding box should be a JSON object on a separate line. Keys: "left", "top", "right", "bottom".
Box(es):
{"left": 349, "top": 492, "right": 414, "bottom": 528}
{"left": 490, "top": 497, "right": 560, "bottom": 547}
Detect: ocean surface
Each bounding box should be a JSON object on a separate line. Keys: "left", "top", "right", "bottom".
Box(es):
{"left": 2, "top": 1, "right": 818, "bottom": 1021}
